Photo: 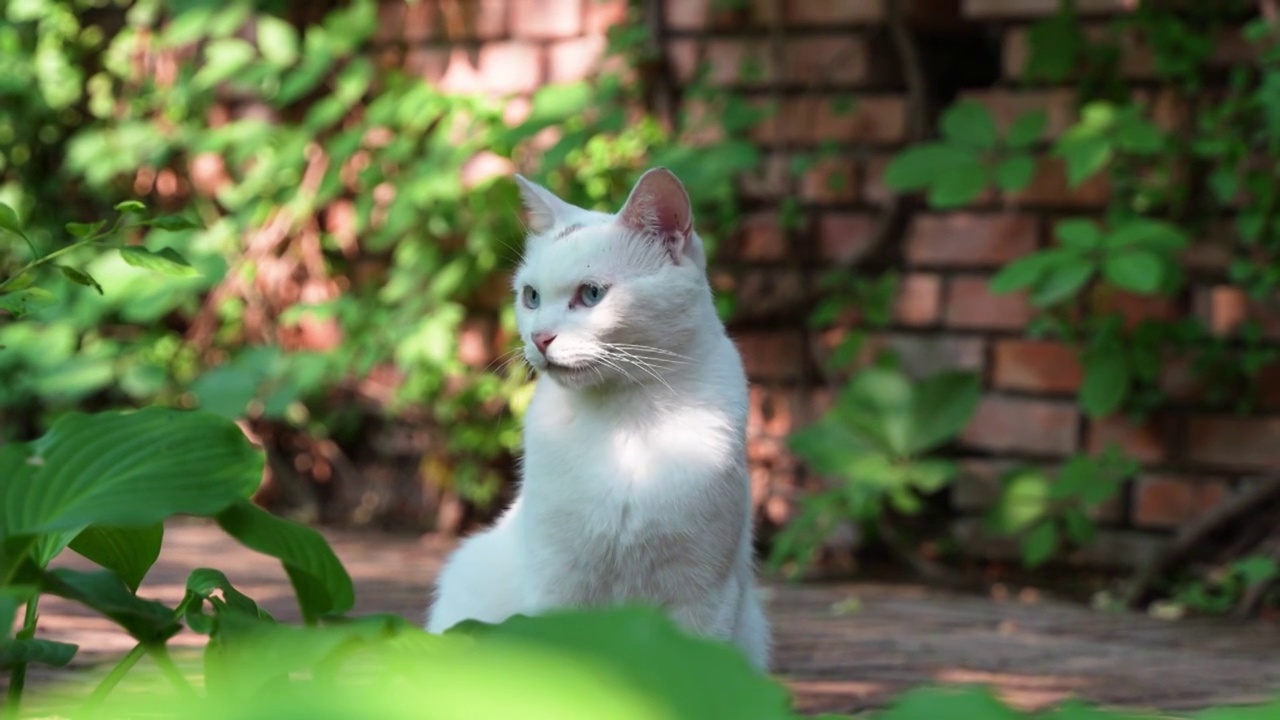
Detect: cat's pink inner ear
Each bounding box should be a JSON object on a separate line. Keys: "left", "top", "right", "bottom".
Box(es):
{"left": 617, "top": 168, "right": 693, "bottom": 242}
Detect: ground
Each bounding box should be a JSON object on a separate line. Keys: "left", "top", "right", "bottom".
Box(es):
{"left": 16, "top": 519, "right": 1280, "bottom": 716}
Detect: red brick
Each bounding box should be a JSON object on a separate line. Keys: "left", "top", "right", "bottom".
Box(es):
{"left": 1094, "top": 290, "right": 1179, "bottom": 328}
{"left": 665, "top": 0, "right": 710, "bottom": 29}
{"left": 666, "top": 39, "right": 699, "bottom": 82}
{"left": 1183, "top": 235, "right": 1233, "bottom": 274}
{"left": 511, "top": 0, "right": 582, "bottom": 38}
{"left": 404, "top": 1, "right": 441, "bottom": 42}
{"left": 906, "top": 213, "right": 1038, "bottom": 268}
{"left": 782, "top": 35, "right": 867, "bottom": 85}
{"left": 1086, "top": 414, "right": 1174, "bottom": 464}
{"left": 1194, "top": 286, "right": 1280, "bottom": 340}
{"left": 967, "top": 0, "right": 1129, "bottom": 20}
{"left": 861, "top": 154, "right": 893, "bottom": 205}
{"left": 703, "top": 39, "right": 775, "bottom": 86}
{"left": 1186, "top": 415, "right": 1280, "bottom": 469}
{"left": 894, "top": 273, "right": 942, "bottom": 327}
{"left": 959, "top": 89, "right": 1077, "bottom": 140}
{"left": 749, "top": 385, "right": 814, "bottom": 439}
{"left": 857, "top": 333, "right": 985, "bottom": 379}
{"left": 1133, "top": 475, "right": 1230, "bottom": 529}
{"left": 438, "top": 44, "right": 543, "bottom": 95}
{"left": 817, "top": 212, "right": 878, "bottom": 264}
{"left": 753, "top": 96, "right": 906, "bottom": 145}
{"left": 730, "top": 268, "right": 805, "bottom": 320}
{"left": 405, "top": 47, "right": 449, "bottom": 82}
{"left": 992, "top": 340, "right": 1082, "bottom": 394}
{"left": 1006, "top": 156, "right": 1110, "bottom": 207}
{"left": 736, "top": 211, "right": 787, "bottom": 262}
{"left": 740, "top": 152, "right": 788, "bottom": 201}
{"left": 945, "top": 276, "right": 1035, "bottom": 330}
{"left": 788, "top": 0, "right": 885, "bottom": 24}
{"left": 735, "top": 330, "right": 805, "bottom": 382}
{"left": 800, "top": 156, "right": 858, "bottom": 203}
{"left": 585, "top": 0, "right": 628, "bottom": 33}
{"left": 548, "top": 35, "right": 605, "bottom": 82}
{"left": 961, "top": 396, "right": 1079, "bottom": 456}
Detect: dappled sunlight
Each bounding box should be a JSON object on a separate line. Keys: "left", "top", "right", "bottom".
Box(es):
{"left": 932, "top": 669, "right": 1088, "bottom": 711}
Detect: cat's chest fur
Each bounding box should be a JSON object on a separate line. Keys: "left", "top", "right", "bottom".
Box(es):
{"left": 517, "top": 380, "right": 747, "bottom": 601}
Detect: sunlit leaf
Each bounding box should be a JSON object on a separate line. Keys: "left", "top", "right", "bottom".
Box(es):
{"left": 119, "top": 246, "right": 201, "bottom": 277}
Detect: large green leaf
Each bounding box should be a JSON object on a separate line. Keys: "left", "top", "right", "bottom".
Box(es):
{"left": 0, "top": 638, "right": 79, "bottom": 670}
{"left": 69, "top": 524, "right": 164, "bottom": 593}
{"left": 452, "top": 606, "right": 792, "bottom": 719}
{"left": 42, "top": 568, "right": 181, "bottom": 644}
{"left": 908, "top": 371, "right": 981, "bottom": 454}
{"left": 215, "top": 500, "right": 354, "bottom": 622}
{"left": 883, "top": 143, "right": 972, "bottom": 191}
{"left": 1005, "top": 110, "right": 1047, "bottom": 149}
{"left": 0, "top": 407, "right": 263, "bottom": 538}
{"left": 182, "top": 568, "right": 274, "bottom": 635}
{"left": 876, "top": 685, "right": 1023, "bottom": 720}
{"left": 1031, "top": 259, "right": 1095, "bottom": 307}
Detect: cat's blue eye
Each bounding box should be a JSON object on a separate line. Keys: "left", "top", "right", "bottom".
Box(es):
{"left": 577, "top": 282, "right": 607, "bottom": 307}
{"left": 522, "top": 285, "right": 540, "bottom": 309}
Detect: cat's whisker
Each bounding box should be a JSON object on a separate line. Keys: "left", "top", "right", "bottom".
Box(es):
{"left": 605, "top": 349, "right": 678, "bottom": 396}
{"left": 606, "top": 343, "right": 694, "bottom": 363}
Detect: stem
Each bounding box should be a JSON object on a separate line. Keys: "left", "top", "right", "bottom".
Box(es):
{"left": 3, "top": 594, "right": 43, "bottom": 719}
{"left": 76, "top": 643, "right": 147, "bottom": 717}
{"left": 146, "top": 645, "right": 197, "bottom": 700}
{"left": 0, "top": 238, "right": 96, "bottom": 293}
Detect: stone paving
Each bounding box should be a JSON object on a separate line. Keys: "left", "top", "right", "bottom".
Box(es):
{"left": 15, "top": 519, "right": 1280, "bottom": 715}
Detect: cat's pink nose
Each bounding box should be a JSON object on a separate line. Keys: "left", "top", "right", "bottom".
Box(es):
{"left": 532, "top": 332, "right": 556, "bottom": 354}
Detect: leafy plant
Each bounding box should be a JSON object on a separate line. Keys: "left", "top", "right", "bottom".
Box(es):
{"left": 987, "top": 448, "right": 1140, "bottom": 569}
{"left": 772, "top": 365, "right": 981, "bottom": 576}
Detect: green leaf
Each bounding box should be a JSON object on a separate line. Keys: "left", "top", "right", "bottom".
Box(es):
{"left": 1061, "top": 507, "right": 1095, "bottom": 547}
{"left": 0, "top": 586, "right": 36, "bottom": 638}
{"left": 909, "top": 371, "right": 981, "bottom": 454}
{"left": 1233, "top": 556, "right": 1279, "bottom": 587}
{"left": 42, "top": 568, "right": 182, "bottom": 644}
{"left": 183, "top": 567, "right": 274, "bottom": 634}
{"left": 927, "top": 156, "right": 989, "bottom": 208}
{"left": 878, "top": 685, "right": 1022, "bottom": 720}
{"left": 1055, "top": 132, "right": 1111, "bottom": 187}
{"left": 1102, "top": 249, "right": 1163, "bottom": 294}
{"left": 994, "top": 155, "right": 1036, "bottom": 192}
{"left": 989, "top": 469, "right": 1050, "bottom": 534}
{"left": 0, "top": 638, "right": 78, "bottom": 670}
{"left": 1005, "top": 110, "right": 1047, "bottom": 149}
{"left": 147, "top": 215, "right": 202, "bottom": 231}
{"left": 0, "top": 201, "right": 23, "bottom": 237}
{"left": 114, "top": 200, "right": 146, "bottom": 214}
{"left": 1022, "top": 521, "right": 1059, "bottom": 568}
{"left": 452, "top": 606, "right": 792, "bottom": 719}
{"left": 119, "top": 246, "right": 201, "bottom": 277}
{"left": 882, "top": 143, "right": 972, "bottom": 191}
{"left": 69, "top": 525, "right": 164, "bottom": 593}
{"left": 1031, "top": 260, "right": 1094, "bottom": 307}
{"left": 65, "top": 221, "right": 105, "bottom": 238}
{"left": 215, "top": 499, "right": 354, "bottom": 622}
{"left": 57, "top": 266, "right": 103, "bottom": 294}
{"left": 1079, "top": 352, "right": 1129, "bottom": 418}
{"left": 989, "top": 251, "right": 1060, "bottom": 294}
{"left": 0, "top": 407, "right": 262, "bottom": 538}
{"left": 0, "top": 287, "right": 56, "bottom": 317}
{"left": 1055, "top": 218, "right": 1103, "bottom": 251}
{"left": 257, "top": 15, "right": 300, "bottom": 66}
{"left": 940, "top": 101, "right": 999, "bottom": 150}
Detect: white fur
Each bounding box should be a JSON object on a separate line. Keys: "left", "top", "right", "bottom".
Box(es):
{"left": 424, "top": 169, "right": 770, "bottom": 671}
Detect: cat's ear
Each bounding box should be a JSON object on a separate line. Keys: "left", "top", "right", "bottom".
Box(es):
{"left": 616, "top": 168, "right": 699, "bottom": 265}
{"left": 514, "top": 174, "right": 578, "bottom": 234}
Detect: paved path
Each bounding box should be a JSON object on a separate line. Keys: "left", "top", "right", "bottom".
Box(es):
{"left": 17, "top": 520, "right": 1280, "bottom": 715}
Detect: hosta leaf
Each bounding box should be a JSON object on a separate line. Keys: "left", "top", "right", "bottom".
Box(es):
{"left": 0, "top": 407, "right": 262, "bottom": 538}
{"left": 70, "top": 524, "right": 165, "bottom": 593}
{"left": 215, "top": 499, "right": 354, "bottom": 622}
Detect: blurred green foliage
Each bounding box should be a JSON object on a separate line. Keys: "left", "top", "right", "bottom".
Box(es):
{"left": 0, "top": 0, "right": 761, "bottom": 511}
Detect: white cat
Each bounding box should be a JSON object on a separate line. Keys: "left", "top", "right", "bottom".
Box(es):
{"left": 424, "top": 168, "right": 770, "bottom": 671}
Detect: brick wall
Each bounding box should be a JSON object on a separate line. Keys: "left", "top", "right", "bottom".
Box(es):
{"left": 374, "top": 0, "right": 1277, "bottom": 566}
